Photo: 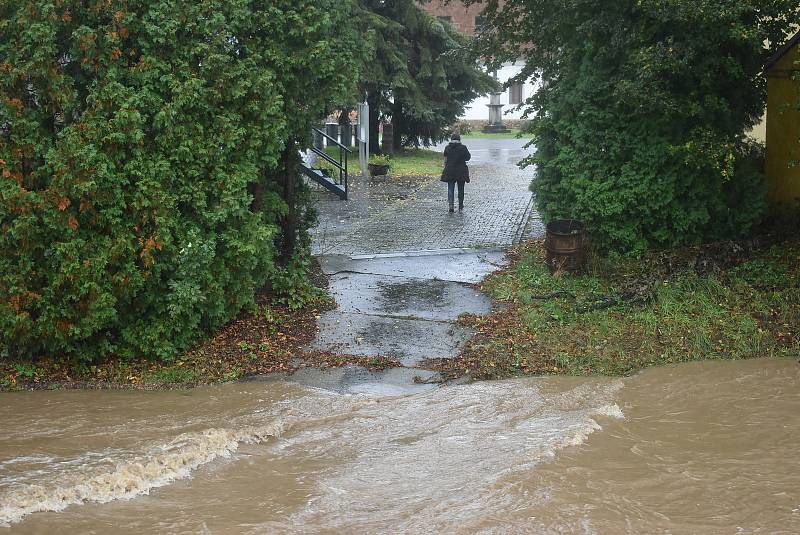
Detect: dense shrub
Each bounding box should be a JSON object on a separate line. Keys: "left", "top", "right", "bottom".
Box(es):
{"left": 0, "top": 0, "right": 359, "bottom": 362}
{"left": 472, "top": 0, "right": 798, "bottom": 251}
{"left": 453, "top": 121, "right": 474, "bottom": 136}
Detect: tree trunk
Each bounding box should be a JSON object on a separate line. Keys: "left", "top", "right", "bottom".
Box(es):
{"left": 249, "top": 168, "right": 267, "bottom": 213}
{"left": 367, "top": 90, "right": 381, "bottom": 155}
{"left": 279, "top": 139, "right": 299, "bottom": 264}
{"left": 338, "top": 107, "right": 351, "bottom": 126}
{"left": 390, "top": 100, "right": 405, "bottom": 151}
{"left": 392, "top": 114, "right": 404, "bottom": 151}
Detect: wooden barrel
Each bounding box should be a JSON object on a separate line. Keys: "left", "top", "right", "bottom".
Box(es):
{"left": 545, "top": 219, "right": 585, "bottom": 274}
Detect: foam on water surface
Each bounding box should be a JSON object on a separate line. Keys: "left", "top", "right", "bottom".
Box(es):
{"left": 0, "top": 420, "right": 287, "bottom": 526}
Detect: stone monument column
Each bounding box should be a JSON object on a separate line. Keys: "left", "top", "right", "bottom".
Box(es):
{"left": 482, "top": 71, "right": 511, "bottom": 134}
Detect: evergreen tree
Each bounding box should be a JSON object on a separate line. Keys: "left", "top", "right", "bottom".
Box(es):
{"left": 358, "top": 0, "right": 496, "bottom": 151}
{"left": 0, "top": 0, "right": 361, "bottom": 361}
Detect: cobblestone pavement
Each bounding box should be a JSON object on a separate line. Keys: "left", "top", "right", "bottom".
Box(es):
{"left": 309, "top": 173, "right": 432, "bottom": 255}
{"left": 310, "top": 138, "right": 543, "bottom": 255}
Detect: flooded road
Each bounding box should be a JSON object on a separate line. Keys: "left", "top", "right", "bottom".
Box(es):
{"left": 2, "top": 358, "right": 799, "bottom": 533}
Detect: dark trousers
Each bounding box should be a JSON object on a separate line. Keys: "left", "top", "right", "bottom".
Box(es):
{"left": 447, "top": 180, "right": 465, "bottom": 207}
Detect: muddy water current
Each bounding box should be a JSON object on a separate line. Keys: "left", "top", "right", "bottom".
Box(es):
{"left": 1, "top": 358, "right": 799, "bottom": 534}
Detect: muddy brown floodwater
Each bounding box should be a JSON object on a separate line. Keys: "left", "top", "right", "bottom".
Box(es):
{"left": 1, "top": 358, "right": 799, "bottom": 534}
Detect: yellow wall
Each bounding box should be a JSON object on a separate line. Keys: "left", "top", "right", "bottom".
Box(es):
{"left": 765, "top": 42, "right": 800, "bottom": 206}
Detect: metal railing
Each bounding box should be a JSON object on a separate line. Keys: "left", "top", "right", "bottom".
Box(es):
{"left": 310, "top": 127, "right": 351, "bottom": 199}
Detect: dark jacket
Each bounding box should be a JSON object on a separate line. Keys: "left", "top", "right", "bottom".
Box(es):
{"left": 441, "top": 141, "right": 471, "bottom": 183}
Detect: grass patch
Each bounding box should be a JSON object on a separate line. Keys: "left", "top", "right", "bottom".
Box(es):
{"left": 322, "top": 147, "right": 442, "bottom": 177}
{"left": 426, "top": 238, "right": 800, "bottom": 380}
{"left": 460, "top": 128, "right": 523, "bottom": 139}
{"left": 386, "top": 148, "right": 442, "bottom": 177}
{"left": 142, "top": 365, "right": 199, "bottom": 385}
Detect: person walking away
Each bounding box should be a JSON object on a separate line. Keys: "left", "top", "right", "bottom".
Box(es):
{"left": 441, "top": 134, "right": 471, "bottom": 213}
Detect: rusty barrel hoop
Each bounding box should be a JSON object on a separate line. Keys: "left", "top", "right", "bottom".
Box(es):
{"left": 545, "top": 219, "right": 585, "bottom": 274}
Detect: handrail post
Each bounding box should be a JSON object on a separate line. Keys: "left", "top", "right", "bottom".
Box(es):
{"left": 309, "top": 127, "right": 351, "bottom": 200}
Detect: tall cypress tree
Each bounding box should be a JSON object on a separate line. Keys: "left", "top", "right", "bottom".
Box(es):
{"left": 357, "top": 0, "right": 496, "bottom": 151}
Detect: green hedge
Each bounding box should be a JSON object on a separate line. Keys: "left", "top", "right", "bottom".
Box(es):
{"left": 0, "top": 0, "right": 359, "bottom": 362}
{"left": 473, "top": 0, "right": 797, "bottom": 251}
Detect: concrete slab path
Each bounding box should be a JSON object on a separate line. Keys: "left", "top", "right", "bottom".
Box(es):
{"left": 310, "top": 252, "right": 497, "bottom": 367}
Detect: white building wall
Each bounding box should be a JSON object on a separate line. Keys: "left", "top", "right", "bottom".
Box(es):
{"left": 461, "top": 60, "right": 539, "bottom": 121}
{"left": 748, "top": 112, "right": 767, "bottom": 143}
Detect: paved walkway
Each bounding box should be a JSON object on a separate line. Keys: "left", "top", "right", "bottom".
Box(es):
{"left": 302, "top": 138, "right": 542, "bottom": 392}
{"left": 310, "top": 138, "right": 543, "bottom": 255}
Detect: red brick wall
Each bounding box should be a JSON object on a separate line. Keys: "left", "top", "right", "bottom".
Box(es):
{"left": 419, "top": 1, "right": 485, "bottom": 36}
